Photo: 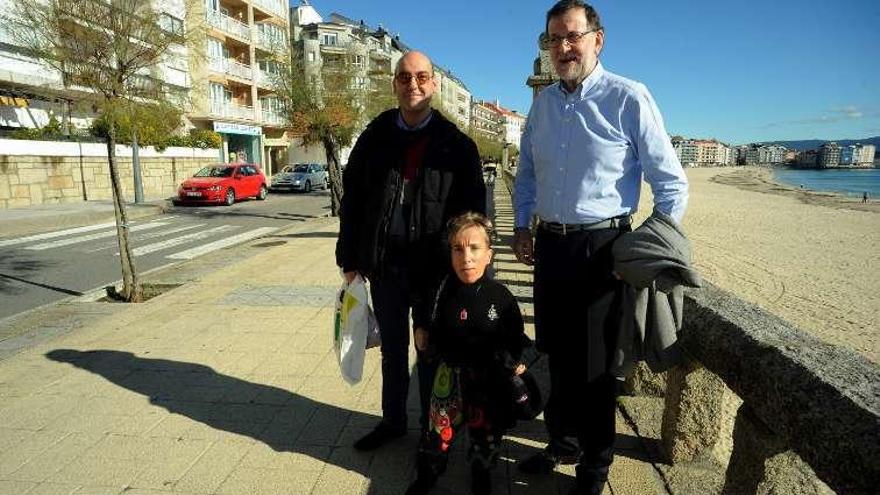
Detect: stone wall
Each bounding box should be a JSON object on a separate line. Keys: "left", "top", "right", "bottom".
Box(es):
{"left": 0, "top": 139, "right": 220, "bottom": 209}
{"left": 625, "top": 282, "right": 879, "bottom": 495}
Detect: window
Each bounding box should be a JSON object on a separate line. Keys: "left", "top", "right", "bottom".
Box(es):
{"left": 159, "top": 12, "right": 184, "bottom": 36}
{"left": 308, "top": 52, "right": 315, "bottom": 62}
{"left": 321, "top": 33, "right": 338, "bottom": 46}
{"left": 207, "top": 38, "right": 224, "bottom": 59}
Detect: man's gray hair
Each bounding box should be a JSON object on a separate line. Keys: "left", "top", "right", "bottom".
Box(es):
{"left": 546, "top": 0, "right": 602, "bottom": 33}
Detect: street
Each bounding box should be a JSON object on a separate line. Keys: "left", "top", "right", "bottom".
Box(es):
{"left": 0, "top": 190, "right": 331, "bottom": 320}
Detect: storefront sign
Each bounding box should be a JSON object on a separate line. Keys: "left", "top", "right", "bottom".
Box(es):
{"left": 213, "top": 121, "right": 261, "bottom": 136}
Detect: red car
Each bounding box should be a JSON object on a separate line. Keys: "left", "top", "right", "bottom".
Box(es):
{"left": 177, "top": 163, "right": 268, "bottom": 206}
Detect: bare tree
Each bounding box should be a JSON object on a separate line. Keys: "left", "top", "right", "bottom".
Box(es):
{"left": 4, "top": 0, "right": 196, "bottom": 301}
{"left": 273, "top": 47, "right": 397, "bottom": 216}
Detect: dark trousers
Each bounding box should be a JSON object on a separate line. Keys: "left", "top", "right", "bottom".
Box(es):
{"left": 370, "top": 263, "right": 435, "bottom": 429}
{"left": 533, "top": 223, "right": 628, "bottom": 482}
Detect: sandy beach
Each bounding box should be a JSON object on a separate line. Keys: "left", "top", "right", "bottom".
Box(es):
{"left": 639, "top": 167, "right": 879, "bottom": 363}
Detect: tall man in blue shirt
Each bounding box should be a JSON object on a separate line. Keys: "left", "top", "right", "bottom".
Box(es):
{"left": 513, "top": 2, "right": 688, "bottom": 493}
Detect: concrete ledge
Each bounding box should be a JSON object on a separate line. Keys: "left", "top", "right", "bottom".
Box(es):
{"left": 681, "top": 282, "right": 880, "bottom": 494}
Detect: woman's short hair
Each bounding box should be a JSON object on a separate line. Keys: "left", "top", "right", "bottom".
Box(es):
{"left": 446, "top": 212, "right": 494, "bottom": 247}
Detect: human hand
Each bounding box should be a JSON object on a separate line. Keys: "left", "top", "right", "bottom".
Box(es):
{"left": 414, "top": 327, "right": 429, "bottom": 351}
{"left": 512, "top": 228, "right": 534, "bottom": 266}
{"left": 514, "top": 363, "right": 526, "bottom": 375}
{"left": 343, "top": 271, "right": 358, "bottom": 284}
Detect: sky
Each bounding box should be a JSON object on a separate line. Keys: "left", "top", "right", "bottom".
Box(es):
{"left": 293, "top": 0, "right": 880, "bottom": 145}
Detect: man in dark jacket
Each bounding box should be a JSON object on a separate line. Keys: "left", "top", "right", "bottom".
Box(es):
{"left": 336, "top": 50, "right": 486, "bottom": 451}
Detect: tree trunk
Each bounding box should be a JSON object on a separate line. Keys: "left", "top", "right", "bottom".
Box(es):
{"left": 322, "top": 137, "right": 344, "bottom": 216}
{"left": 107, "top": 119, "right": 142, "bottom": 302}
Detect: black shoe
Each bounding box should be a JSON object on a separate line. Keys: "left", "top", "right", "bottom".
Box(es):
{"left": 353, "top": 422, "right": 406, "bottom": 451}
{"left": 471, "top": 463, "right": 491, "bottom": 495}
{"left": 567, "top": 480, "right": 606, "bottom": 495}
{"left": 517, "top": 448, "right": 579, "bottom": 474}
{"left": 405, "top": 474, "right": 437, "bottom": 495}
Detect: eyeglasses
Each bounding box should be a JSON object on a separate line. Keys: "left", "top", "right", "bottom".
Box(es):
{"left": 395, "top": 72, "right": 432, "bottom": 85}
{"left": 540, "top": 28, "right": 601, "bottom": 49}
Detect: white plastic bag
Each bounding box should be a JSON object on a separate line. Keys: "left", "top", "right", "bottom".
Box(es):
{"left": 334, "top": 274, "right": 380, "bottom": 384}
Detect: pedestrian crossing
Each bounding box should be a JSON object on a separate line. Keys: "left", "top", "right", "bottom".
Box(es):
{"left": 1, "top": 216, "right": 279, "bottom": 261}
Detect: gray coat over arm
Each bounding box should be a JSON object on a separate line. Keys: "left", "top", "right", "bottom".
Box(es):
{"left": 610, "top": 210, "right": 702, "bottom": 377}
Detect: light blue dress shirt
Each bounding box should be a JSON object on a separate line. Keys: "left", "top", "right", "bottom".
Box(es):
{"left": 514, "top": 62, "right": 688, "bottom": 228}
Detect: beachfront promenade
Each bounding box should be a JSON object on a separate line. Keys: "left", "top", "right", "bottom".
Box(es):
{"left": 0, "top": 183, "right": 664, "bottom": 494}
{"left": 0, "top": 167, "right": 876, "bottom": 494}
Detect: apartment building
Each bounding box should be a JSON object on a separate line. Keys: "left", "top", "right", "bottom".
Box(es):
{"left": 289, "top": 4, "right": 404, "bottom": 165}
{"left": 481, "top": 100, "right": 525, "bottom": 150}
{"left": 673, "top": 137, "right": 736, "bottom": 167}
{"left": 817, "top": 142, "right": 841, "bottom": 168}
{"left": 187, "top": 0, "right": 290, "bottom": 171}
{"left": 434, "top": 67, "right": 471, "bottom": 131}
{"left": 471, "top": 100, "right": 502, "bottom": 141}
{"left": 0, "top": 0, "right": 191, "bottom": 133}
{"left": 858, "top": 144, "right": 876, "bottom": 165}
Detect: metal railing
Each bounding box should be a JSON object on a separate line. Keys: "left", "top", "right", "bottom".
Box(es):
{"left": 254, "top": 70, "right": 276, "bottom": 89}
{"left": 208, "top": 58, "right": 253, "bottom": 81}
{"left": 206, "top": 10, "right": 250, "bottom": 41}
{"left": 209, "top": 101, "right": 254, "bottom": 121}
{"left": 261, "top": 111, "right": 285, "bottom": 126}
{"left": 250, "top": 0, "right": 286, "bottom": 19}
{"left": 255, "top": 30, "right": 286, "bottom": 52}
{"left": 226, "top": 60, "right": 253, "bottom": 81}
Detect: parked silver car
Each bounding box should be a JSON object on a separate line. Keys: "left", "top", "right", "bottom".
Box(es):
{"left": 270, "top": 163, "right": 329, "bottom": 193}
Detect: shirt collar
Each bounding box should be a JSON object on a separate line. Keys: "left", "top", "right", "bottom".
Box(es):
{"left": 554, "top": 60, "right": 605, "bottom": 100}
{"left": 396, "top": 109, "right": 433, "bottom": 131}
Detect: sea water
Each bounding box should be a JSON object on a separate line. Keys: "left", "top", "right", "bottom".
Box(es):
{"left": 772, "top": 167, "right": 880, "bottom": 198}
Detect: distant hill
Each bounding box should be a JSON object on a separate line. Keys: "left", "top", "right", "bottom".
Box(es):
{"left": 762, "top": 136, "right": 880, "bottom": 151}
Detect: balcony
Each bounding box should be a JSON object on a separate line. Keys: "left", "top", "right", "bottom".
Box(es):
{"left": 255, "top": 30, "right": 285, "bottom": 52}
{"left": 319, "top": 38, "right": 350, "bottom": 52}
{"left": 261, "top": 110, "right": 285, "bottom": 126}
{"left": 208, "top": 58, "right": 253, "bottom": 81}
{"left": 227, "top": 60, "right": 253, "bottom": 81}
{"left": 250, "top": 0, "right": 287, "bottom": 19}
{"left": 254, "top": 70, "right": 277, "bottom": 89}
{"left": 210, "top": 101, "right": 254, "bottom": 121}
{"left": 207, "top": 11, "right": 250, "bottom": 41}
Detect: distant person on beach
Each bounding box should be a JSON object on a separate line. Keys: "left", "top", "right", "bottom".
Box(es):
{"left": 512, "top": 1, "right": 688, "bottom": 493}
{"left": 863, "top": 191, "right": 868, "bottom": 203}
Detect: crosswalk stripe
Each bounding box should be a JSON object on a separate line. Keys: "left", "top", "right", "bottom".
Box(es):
{"left": 25, "top": 222, "right": 171, "bottom": 251}
{"left": 129, "top": 225, "right": 239, "bottom": 257}
{"left": 83, "top": 223, "right": 206, "bottom": 253}
{"left": 0, "top": 221, "right": 118, "bottom": 248}
{"left": 166, "top": 227, "right": 278, "bottom": 260}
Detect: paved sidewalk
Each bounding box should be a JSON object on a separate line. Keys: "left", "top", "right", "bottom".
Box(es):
{"left": 0, "top": 184, "right": 666, "bottom": 494}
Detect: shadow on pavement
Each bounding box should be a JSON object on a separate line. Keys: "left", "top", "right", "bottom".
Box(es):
{"left": 44, "top": 348, "right": 658, "bottom": 493}
{"left": 0, "top": 252, "right": 64, "bottom": 295}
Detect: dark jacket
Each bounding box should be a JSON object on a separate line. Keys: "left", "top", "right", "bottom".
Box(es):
{"left": 427, "top": 274, "right": 533, "bottom": 428}
{"left": 335, "top": 109, "right": 485, "bottom": 327}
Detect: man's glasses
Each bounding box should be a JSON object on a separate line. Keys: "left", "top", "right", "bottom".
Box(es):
{"left": 395, "top": 72, "right": 432, "bottom": 85}
{"left": 540, "top": 28, "right": 601, "bottom": 49}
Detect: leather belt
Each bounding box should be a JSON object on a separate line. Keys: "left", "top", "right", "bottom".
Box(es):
{"left": 540, "top": 216, "right": 632, "bottom": 235}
